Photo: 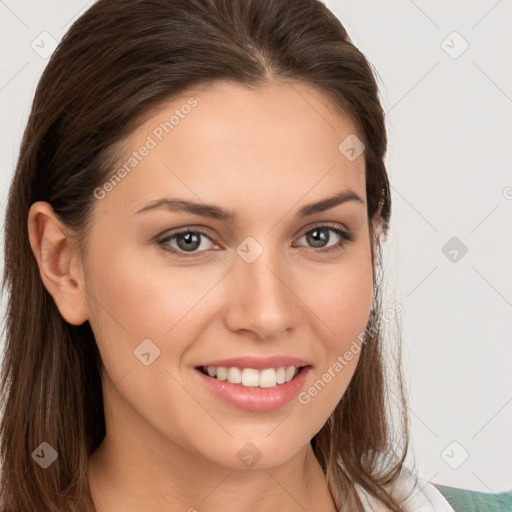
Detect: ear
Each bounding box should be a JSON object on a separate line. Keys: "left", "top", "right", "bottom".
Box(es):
{"left": 27, "top": 201, "right": 89, "bottom": 325}
{"left": 370, "top": 201, "right": 386, "bottom": 268}
{"left": 371, "top": 200, "right": 385, "bottom": 240}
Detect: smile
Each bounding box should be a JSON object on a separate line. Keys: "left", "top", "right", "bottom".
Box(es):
{"left": 194, "top": 365, "right": 311, "bottom": 412}
{"left": 197, "top": 365, "right": 303, "bottom": 388}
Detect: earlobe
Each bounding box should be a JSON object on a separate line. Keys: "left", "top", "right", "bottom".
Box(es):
{"left": 27, "top": 201, "right": 89, "bottom": 326}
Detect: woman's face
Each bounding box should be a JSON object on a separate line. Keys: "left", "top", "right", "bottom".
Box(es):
{"left": 78, "top": 80, "right": 375, "bottom": 468}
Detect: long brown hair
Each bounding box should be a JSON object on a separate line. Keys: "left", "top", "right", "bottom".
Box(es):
{"left": 0, "top": 0, "right": 409, "bottom": 510}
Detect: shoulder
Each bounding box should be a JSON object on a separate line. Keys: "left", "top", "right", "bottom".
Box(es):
{"left": 353, "top": 463, "right": 512, "bottom": 512}
{"left": 433, "top": 483, "right": 512, "bottom": 512}
{"left": 355, "top": 467, "right": 455, "bottom": 511}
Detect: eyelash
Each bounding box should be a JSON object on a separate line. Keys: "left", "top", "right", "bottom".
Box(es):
{"left": 157, "top": 223, "right": 356, "bottom": 258}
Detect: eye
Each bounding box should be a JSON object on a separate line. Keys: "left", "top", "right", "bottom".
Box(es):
{"left": 157, "top": 223, "right": 356, "bottom": 258}
{"left": 158, "top": 228, "right": 217, "bottom": 257}
{"left": 295, "top": 223, "right": 356, "bottom": 253}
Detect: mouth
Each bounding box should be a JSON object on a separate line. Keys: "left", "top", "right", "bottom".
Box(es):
{"left": 194, "top": 363, "right": 312, "bottom": 412}
{"left": 196, "top": 365, "right": 308, "bottom": 388}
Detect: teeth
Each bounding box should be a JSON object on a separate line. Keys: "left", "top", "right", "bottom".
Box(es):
{"left": 202, "top": 365, "right": 301, "bottom": 388}
{"left": 259, "top": 368, "right": 276, "bottom": 388}
{"left": 285, "top": 366, "right": 296, "bottom": 382}
{"left": 227, "top": 367, "right": 242, "bottom": 384}
{"left": 242, "top": 368, "right": 259, "bottom": 387}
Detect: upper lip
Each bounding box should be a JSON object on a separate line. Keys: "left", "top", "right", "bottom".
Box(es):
{"left": 196, "top": 355, "right": 312, "bottom": 370}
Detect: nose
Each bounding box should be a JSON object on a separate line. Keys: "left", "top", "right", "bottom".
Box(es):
{"left": 223, "top": 243, "right": 299, "bottom": 340}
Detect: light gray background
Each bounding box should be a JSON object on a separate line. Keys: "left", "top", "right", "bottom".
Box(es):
{"left": 1, "top": 0, "right": 511, "bottom": 494}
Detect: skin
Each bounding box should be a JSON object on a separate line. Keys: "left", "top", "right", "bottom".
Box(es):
{"left": 28, "top": 79, "right": 383, "bottom": 511}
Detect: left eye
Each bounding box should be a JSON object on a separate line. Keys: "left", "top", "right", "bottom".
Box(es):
{"left": 158, "top": 225, "right": 355, "bottom": 257}
{"left": 295, "top": 225, "right": 355, "bottom": 251}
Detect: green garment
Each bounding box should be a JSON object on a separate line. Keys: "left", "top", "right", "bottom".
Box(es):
{"left": 433, "top": 483, "right": 512, "bottom": 512}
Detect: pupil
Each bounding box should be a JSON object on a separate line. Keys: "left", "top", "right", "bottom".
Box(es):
{"left": 308, "top": 228, "right": 328, "bottom": 248}
{"left": 178, "top": 232, "right": 200, "bottom": 251}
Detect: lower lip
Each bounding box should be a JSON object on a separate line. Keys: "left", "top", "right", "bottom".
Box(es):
{"left": 194, "top": 366, "right": 311, "bottom": 412}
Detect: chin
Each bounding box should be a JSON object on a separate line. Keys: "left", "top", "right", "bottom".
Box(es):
{"left": 196, "top": 434, "right": 308, "bottom": 470}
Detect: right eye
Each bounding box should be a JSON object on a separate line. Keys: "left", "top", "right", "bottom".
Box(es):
{"left": 158, "top": 228, "right": 219, "bottom": 257}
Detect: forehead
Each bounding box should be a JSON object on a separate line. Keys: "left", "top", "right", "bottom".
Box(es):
{"left": 98, "top": 79, "right": 366, "bottom": 219}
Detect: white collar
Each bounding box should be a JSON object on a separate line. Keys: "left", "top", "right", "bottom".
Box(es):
{"left": 355, "top": 466, "right": 455, "bottom": 512}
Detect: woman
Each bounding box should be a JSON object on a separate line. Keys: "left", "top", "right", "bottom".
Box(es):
{"left": 0, "top": 0, "right": 510, "bottom": 510}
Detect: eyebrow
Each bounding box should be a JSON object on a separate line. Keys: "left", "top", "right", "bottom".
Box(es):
{"left": 134, "top": 189, "right": 365, "bottom": 221}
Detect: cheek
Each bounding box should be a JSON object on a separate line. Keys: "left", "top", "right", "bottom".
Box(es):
{"left": 82, "top": 248, "right": 225, "bottom": 446}
{"left": 294, "top": 251, "right": 373, "bottom": 416}
{"left": 299, "top": 252, "right": 374, "bottom": 349}
{"left": 331, "top": 267, "right": 373, "bottom": 344}
{"left": 85, "top": 244, "right": 219, "bottom": 341}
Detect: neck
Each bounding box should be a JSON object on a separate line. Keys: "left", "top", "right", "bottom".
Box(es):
{"left": 88, "top": 413, "right": 337, "bottom": 511}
